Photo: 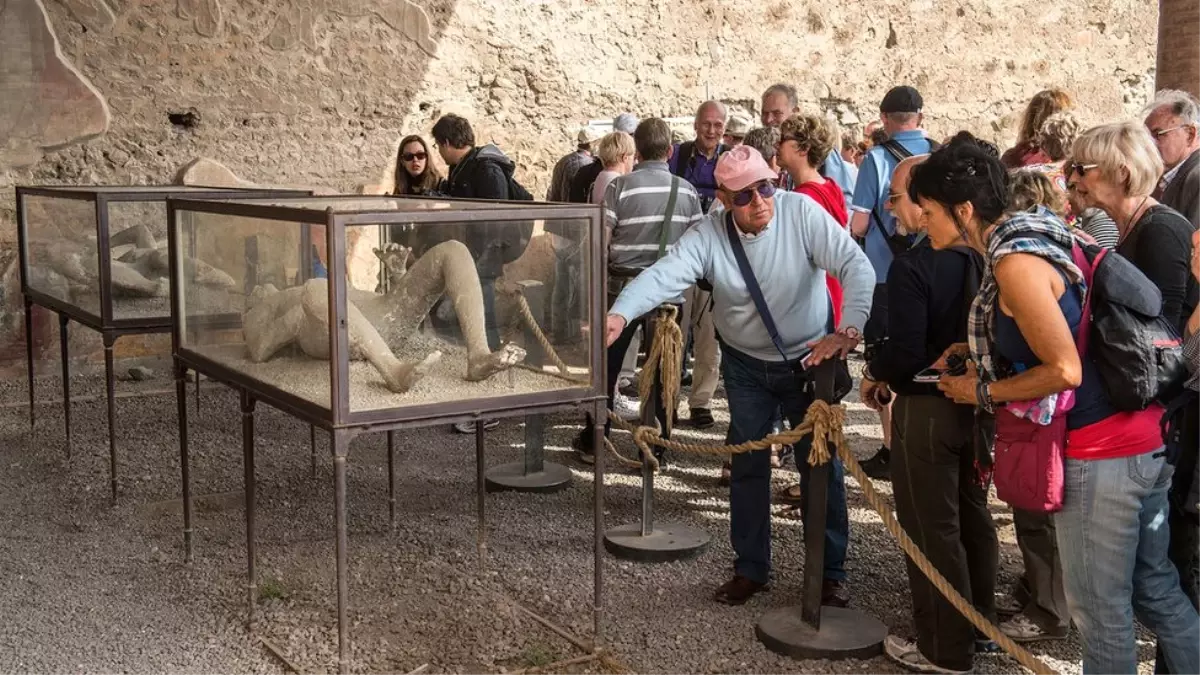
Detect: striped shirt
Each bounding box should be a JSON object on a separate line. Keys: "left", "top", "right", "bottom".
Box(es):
{"left": 1077, "top": 208, "right": 1119, "bottom": 250}
{"left": 1186, "top": 326, "right": 1199, "bottom": 392}
{"left": 603, "top": 160, "right": 705, "bottom": 271}
{"left": 546, "top": 150, "right": 593, "bottom": 202}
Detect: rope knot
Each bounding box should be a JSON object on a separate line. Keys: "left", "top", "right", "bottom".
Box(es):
{"left": 802, "top": 400, "right": 846, "bottom": 467}
{"left": 631, "top": 425, "right": 662, "bottom": 471}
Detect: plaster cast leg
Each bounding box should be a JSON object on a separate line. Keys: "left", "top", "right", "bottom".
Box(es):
{"left": 110, "top": 259, "right": 168, "bottom": 297}
{"left": 390, "top": 240, "right": 524, "bottom": 381}
{"left": 110, "top": 224, "right": 157, "bottom": 249}
{"left": 299, "top": 280, "right": 440, "bottom": 394}
{"left": 244, "top": 285, "right": 306, "bottom": 362}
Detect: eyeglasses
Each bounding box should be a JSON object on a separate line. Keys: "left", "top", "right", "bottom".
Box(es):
{"left": 402, "top": 152, "right": 427, "bottom": 162}
{"left": 1068, "top": 162, "right": 1098, "bottom": 177}
{"left": 730, "top": 181, "right": 777, "bottom": 207}
{"left": 884, "top": 191, "right": 904, "bottom": 207}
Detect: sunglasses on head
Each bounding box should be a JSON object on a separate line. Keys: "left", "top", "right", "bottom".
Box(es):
{"left": 730, "top": 181, "right": 777, "bottom": 207}
{"left": 402, "top": 152, "right": 427, "bottom": 162}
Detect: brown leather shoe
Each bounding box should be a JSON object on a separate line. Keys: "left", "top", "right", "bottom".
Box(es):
{"left": 713, "top": 575, "right": 768, "bottom": 605}
{"left": 822, "top": 578, "right": 850, "bottom": 608}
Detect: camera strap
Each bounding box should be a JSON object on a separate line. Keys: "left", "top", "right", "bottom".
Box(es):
{"left": 724, "top": 212, "right": 799, "bottom": 365}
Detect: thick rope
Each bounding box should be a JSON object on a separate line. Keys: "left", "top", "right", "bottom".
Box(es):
{"left": 507, "top": 287, "right": 1052, "bottom": 674}
{"left": 510, "top": 292, "right": 575, "bottom": 378}
{"left": 637, "top": 306, "right": 684, "bottom": 437}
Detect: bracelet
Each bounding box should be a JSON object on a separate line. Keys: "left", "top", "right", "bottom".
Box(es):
{"left": 976, "top": 379, "right": 995, "bottom": 413}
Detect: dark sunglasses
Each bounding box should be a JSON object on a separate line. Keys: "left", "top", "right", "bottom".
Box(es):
{"left": 402, "top": 152, "right": 427, "bottom": 162}
{"left": 730, "top": 181, "right": 777, "bottom": 207}
{"left": 1068, "top": 162, "right": 1098, "bottom": 177}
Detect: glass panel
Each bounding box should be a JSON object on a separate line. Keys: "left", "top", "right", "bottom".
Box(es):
{"left": 79, "top": 185, "right": 248, "bottom": 193}
{"left": 107, "top": 200, "right": 172, "bottom": 321}
{"left": 344, "top": 216, "right": 594, "bottom": 413}
{"left": 216, "top": 195, "right": 551, "bottom": 213}
{"left": 22, "top": 194, "right": 101, "bottom": 317}
{"left": 175, "top": 208, "right": 330, "bottom": 411}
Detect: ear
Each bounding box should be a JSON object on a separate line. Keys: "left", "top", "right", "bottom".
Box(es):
{"left": 666, "top": 145, "right": 674, "bottom": 162}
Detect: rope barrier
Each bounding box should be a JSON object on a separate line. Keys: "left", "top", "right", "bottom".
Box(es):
{"left": 507, "top": 285, "right": 1055, "bottom": 675}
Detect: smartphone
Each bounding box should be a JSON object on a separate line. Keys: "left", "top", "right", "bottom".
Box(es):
{"left": 913, "top": 367, "right": 944, "bottom": 383}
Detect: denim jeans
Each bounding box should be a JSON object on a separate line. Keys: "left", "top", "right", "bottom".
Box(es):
{"left": 1055, "top": 449, "right": 1200, "bottom": 674}
{"left": 721, "top": 342, "right": 848, "bottom": 584}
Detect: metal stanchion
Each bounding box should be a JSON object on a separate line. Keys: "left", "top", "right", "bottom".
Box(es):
{"left": 485, "top": 281, "right": 571, "bottom": 493}
{"left": 755, "top": 359, "right": 886, "bottom": 660}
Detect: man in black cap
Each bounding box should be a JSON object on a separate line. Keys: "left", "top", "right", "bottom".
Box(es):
{"left": 847, "top": 85, "right": 938, "bottom": 480}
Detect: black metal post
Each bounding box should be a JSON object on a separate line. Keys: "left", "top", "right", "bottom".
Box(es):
{"left": 310, "top": 425, "right": 318, "bottom": 478}
{"left": 800, "top": 361, "right": 837, "bottom": 630}
{"left": 476, "top": 422, "right": 487, "bottom": 562}
{"left": 592, "top": 400, "right": 605, "bottom": 648}
{"left": 387, "top": 430, "right": 396, "bottom": 529}
{"left": 24, "top": 297, "right": 35, "bottom": 430}
{"left": 523, "top": 415, "right": 545, "bottom": 474}
{"left": 332, "top": 429, "right": 351, "bottom": 673}
{"left": 519, "top": 280, "right": 547, "bottom": 367}
{"left": 103, "top": 334, "right": 118, "bottom": 503}
{"left": 241, "top": 391, "right": 257, "bottom": 629}
{"left": 195, "top": 373, "right": 201, "bottom": 414}
{"left": 176, "top": 362, "right": 193, "bottom": 562}
{"left": 58, "top": 313, "right": 71, "bottom": 458}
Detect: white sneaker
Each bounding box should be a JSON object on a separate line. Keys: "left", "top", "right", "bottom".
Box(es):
{"left": 612, "top": 393, "right": 641, "bottom": 422}
{"left": 884, "top": 636, "right": 972, "bottom": 674}
{"left": 452, "top": 419, "right": 500, "bottom": 434}
{"left": 999, "top": 613, "right": 1067, "bottom": 642}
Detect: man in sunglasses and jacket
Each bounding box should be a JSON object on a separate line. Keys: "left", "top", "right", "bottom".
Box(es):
{"left": 604, "top": 145, "right": 875, "bottom": 605}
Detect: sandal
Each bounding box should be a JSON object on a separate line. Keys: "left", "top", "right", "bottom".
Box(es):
{"left": 773, "top": 483, "right": 804, "bottom": 505}
{"left": 884, "top": 636, "right": 973, "bottom": 674}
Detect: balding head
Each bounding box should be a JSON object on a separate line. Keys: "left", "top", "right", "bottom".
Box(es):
{"left": 889, "top": 154, "right": 929, "bottom": 234}
{"left": 694, "top": 100, "right": 727, "bottom": 155}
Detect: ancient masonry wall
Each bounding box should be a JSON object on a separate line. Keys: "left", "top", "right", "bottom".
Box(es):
{"left": 0, "top": 0, "right": 1157, "bottom": 367}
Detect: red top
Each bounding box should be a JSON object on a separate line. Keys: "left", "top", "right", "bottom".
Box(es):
{"left": 795, "top": 178, "right": 849, "bottom": 327}
{"left": 1066, "top": 406, "right": 1165, "bottom": 460}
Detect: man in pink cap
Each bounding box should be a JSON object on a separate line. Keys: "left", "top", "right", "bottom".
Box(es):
{"left": 606, "top": 145, "right": 875, "bottom": 605}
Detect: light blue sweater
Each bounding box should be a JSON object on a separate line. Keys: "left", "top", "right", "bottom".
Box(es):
{"left": 610, "top": 191, "right": 876, "bottom": 362}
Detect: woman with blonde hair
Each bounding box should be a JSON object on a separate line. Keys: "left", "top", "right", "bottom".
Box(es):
{"left": 1002, "top": 89, "right": 1074, "bottom": 168}
{"left": 589, "top": 131, "right": 636, "bottom": 204}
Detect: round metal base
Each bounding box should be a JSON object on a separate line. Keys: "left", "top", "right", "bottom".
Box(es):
{"left": 603, "top": 522, "right": 711, "bottom": 562}
{"left": 484, "top": 461, "right": 572, "bottom": 493}
{"left": 755, "top": 605, "right": 887, "bottom": 661}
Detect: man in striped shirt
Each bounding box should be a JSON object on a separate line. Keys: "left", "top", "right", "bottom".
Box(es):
{"left": 573, "top": 117, "right": 706, "bottom": 462}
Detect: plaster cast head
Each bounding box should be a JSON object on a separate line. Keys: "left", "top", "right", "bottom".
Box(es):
{"left": 693, "top": 101, "right": 727, "bottom": 154}
{"left": 1069, "top": 121, "right": 1164, "bottom": 210}
{"left": 761, "top": 83, "right": 799, "bottom": 128}
{"left": 1144, "top": 89, "right": 1200, "bottom": 171}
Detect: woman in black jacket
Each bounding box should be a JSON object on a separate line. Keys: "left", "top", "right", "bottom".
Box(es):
{"left": 861, "top": 146, "right": 998, "bottom": 675}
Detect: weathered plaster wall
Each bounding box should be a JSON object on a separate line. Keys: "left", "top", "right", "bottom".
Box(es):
{"left": 0, "top": 0, "right": 1159, "bottom": 367}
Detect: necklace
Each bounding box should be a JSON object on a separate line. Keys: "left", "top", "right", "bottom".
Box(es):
{"left": 1117, "top": 195, "right": 1150, "bottom": 247}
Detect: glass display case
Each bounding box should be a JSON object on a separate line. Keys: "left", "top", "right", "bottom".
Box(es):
{"left": 168, "top": 194, "right": 605, "bottom": 426}
{"left": 17, "top": 185, "right": 310, "bottom": 330}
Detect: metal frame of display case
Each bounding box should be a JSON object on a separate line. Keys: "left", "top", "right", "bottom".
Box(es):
{"left": 167, "top": 195, "right": 607, "bottom": 673}
{"left": 15, "top": 185, "right": 310, "bottom": 502}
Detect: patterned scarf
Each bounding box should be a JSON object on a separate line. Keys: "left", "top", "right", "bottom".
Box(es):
{"left": 968, "top": 206, "right": 1087, "bottom": 382}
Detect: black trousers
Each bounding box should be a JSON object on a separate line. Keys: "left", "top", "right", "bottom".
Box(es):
{"left": 891, "top": 394, "right": 999, "bottom": 672}
{"left": 1157, "top": 400, "right": 1199, "bottom": 674}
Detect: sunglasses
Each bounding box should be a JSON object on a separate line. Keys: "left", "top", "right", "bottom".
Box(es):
{"left": 730, "top": 181, "right": 777, "bottom": 207}
{"left": 402, "top": 152, "right": 427, "bottom": 162}
{"left": 1068, "top": 162, "right": 1098, "bottom": 177}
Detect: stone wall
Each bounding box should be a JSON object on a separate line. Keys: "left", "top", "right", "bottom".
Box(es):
{"left": 0, "top": 0, "right": 1159, "bottom": 368}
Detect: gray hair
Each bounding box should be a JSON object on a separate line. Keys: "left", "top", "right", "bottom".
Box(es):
{"left": 696, "top": 100, "right": 728, "bottom": 119}
{"left": 1145, "top": 89, "right": 1200, "bottom": 126}
{"left": 762, "top": 83, "right": 799, "bottom": 109}
{"left": 743, "top": 126, "right": 781, "bottom": 163}
{"left": 884, "top": 111, "right": 920, "bottom": 126}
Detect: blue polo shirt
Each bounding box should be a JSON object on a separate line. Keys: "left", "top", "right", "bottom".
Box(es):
{"left": 821, "top": 150, "right": 858, "bottom": 217}
{"left": 669, "top": 142, "right": 724, "bottom": 211}
{"left": 851, "top": 129, "right": 934, "bottom": 281}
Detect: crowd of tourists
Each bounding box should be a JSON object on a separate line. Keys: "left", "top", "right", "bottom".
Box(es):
{"left": 388, "top": 83, "right": 1200, "bottom": 675}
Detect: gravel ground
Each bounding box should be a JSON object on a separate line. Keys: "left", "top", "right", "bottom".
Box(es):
{"left": 0, "top": 356, "right": 1158, "bottom": 674}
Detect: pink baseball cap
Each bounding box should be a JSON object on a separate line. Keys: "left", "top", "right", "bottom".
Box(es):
{"left": 714, "top": 145, "right": 779, "bottom": 192}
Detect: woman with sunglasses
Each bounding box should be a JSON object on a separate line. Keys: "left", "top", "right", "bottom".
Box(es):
{"left": 916, "top": 142, "right": 1199, "bottom": 674}
{"left": 393, "top": 135, "right": 442, "bottom": 197}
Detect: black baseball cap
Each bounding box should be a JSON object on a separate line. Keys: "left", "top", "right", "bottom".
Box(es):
{"left": 880, "top": 86, "right": 923, "bottom": 114}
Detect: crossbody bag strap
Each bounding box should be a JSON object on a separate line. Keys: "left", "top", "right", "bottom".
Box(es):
{"left": 724, "top": 212, "right": 790, "bottom": 361}
{"left": 1070, "top": 243, "right": 1104, "bottom": 358}
{"left": 656, "top": 176, "right": 680, "bottom": 260}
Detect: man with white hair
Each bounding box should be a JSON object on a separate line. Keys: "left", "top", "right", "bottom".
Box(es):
{"left": 1145, "top": 89, "right": 1200, "bottom": 228}
{"left": 760, "top": 83, "right": 858, "bottom": 210}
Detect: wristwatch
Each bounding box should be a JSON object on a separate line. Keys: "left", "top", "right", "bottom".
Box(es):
{"left": 838, "top": 326, "right": 862, "bottom": 341}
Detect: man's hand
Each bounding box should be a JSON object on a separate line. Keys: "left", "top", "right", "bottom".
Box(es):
{"left": 805, "top": 332, "right": 860, "bottom": 366}
{"left": 604, "top": 314, "right": 627, "bottom": 347}
{"left": 859, "top": 378, "right": 892, "bottom": 412}
{"left": 932, "top": 342, "right": 970, "bottom": 370}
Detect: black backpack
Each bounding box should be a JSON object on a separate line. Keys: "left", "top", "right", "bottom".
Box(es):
{"left": 507, "top": 174, "right": 534, "bottom": 201}
{"left": 872, "top": 138, "right": 942, "bottom": 257}
{"left": 1073, "top": 242, "right": 1187, "bottom": 411}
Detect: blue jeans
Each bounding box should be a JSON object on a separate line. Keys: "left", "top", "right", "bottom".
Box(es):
{"left": 1055, "top": 450, "right": 1200, "bottom": 674}
{"left": 722, "top": 343, "right": 849, "bottom": 584}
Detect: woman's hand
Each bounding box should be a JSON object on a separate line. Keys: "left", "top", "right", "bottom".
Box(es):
{"left": 932, "top": 342, "right": 970, "bottom": 370}
{"left": 860, "top": 378, "right": 892, "bottom": 411}
{"left": 938, "top": 360, "right": 980, "bottom": 405}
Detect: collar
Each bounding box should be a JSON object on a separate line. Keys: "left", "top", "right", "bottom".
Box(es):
{"left": 1163, "top": 160, "right": 1184, "bottom": 186}
{"left": 732, "top": 213, "right": 772, "bottom": 239}
{"left": 890, "top": 129, "right": 927, "bottom": 141}
{"left": 693, "top": 142, "right": 723, "bottom": 161}
{"left": 633, "top": 160, "right": 670, "bottom": 172}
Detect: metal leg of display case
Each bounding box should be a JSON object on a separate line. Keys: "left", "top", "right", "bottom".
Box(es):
{"left": 24, "top": 297, "right": 36, "bottom": 431}
{"left": 387, "top": 430, "right": 397, "bottom": 529}
{"left": 755, "top": 360, "right": 886, "bottom": 661}
{"left": 58, "top": 313, "right": 72, "bottom": 458}
{"left": 103, "top": 334, "right": 118, "bottom": 503}
{"left": 484, "top": 282, "right": 570, "bottom": 493}
{"left": 241, "top": 391, "right": 258, "bottom": 630}
{"left": 176, "top": 363, "right": 193, "bottom": 563}
{"left": 332, "top": 428, "right": 351, "bottom": 673}
{"left": 195, "top": 374, "right": 201, "bottom": 414}
{"left": 604, "top": 311, "right": 710, "bottom": 563}
{"left": 310, "top": 425, "right": 318, "bottom": 478}
{"left": 476, "top": 423, "right": 488, "bottom": 563}
{"left": 592, "top": 401, "right": 605, "bottom": 648}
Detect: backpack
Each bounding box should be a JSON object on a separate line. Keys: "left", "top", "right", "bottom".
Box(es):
{"left": 567, "top": 160, "right": 604, "bottom": 203}
{"left": 1072, "top": 242, "right": 1187, "bottom": 411}
{"left": 507, "top": 174, "right": 534, "bottom": 201}
{"left": 872, "top": 138, "right": 943, "bottom": 257}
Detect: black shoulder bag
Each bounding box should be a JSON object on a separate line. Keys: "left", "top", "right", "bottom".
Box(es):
{"left": 723, "top": 213, "right": 852, "bottom": 400}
